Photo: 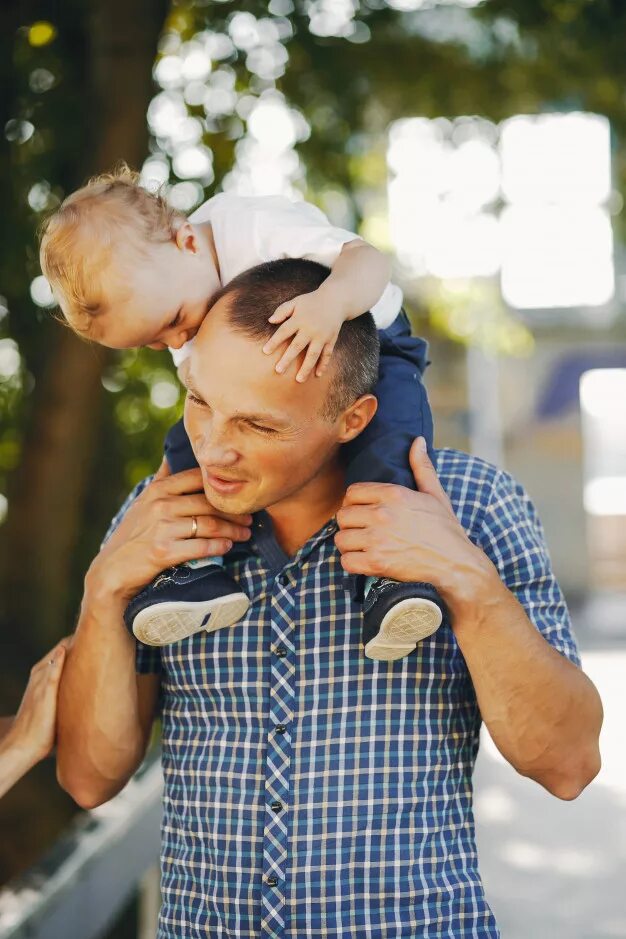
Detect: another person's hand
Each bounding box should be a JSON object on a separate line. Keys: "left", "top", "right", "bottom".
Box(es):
{"left": 0, "top": 637, "right": 71, "bottom": 797}
{"left": 89, "top": 461, "right": 252, "bottom": 604}
{"left": 263, "top": 289, "right": 345, "bottom": 382}
{"left": 334, "top": 437, "right": 497, "bottom": 620}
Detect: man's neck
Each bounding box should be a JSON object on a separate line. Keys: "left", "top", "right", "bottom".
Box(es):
{"left": 265, "top": 461, "right": 346, "bottom": 557}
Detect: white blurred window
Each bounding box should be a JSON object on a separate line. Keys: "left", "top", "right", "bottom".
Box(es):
{"left": 388, "top": 112, "right": 615, "bottom": 311}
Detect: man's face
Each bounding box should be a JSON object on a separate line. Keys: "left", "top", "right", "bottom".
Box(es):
{"left": 182, "top": 297, "right": 372, "bottom": 516}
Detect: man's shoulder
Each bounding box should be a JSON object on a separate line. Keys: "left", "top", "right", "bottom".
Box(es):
{"left": 433, "top": 447, "right": 523, "bottom": 537}
{"left": 433, "top": 447, "right": 502, "bottom": 501}
{"left": 433, "top": 447, "right": 500, "bottom": 485}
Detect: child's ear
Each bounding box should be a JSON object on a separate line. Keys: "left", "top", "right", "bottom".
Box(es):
{"left": 174, "top": 221, "right": 198, "bottom": 254}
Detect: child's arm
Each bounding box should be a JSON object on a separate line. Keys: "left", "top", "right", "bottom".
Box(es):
{"left": 0, "top": 638, "right": 69, "bottom": 798}
{"left": 263, "top": 238, "right": 392, "bottom": 383}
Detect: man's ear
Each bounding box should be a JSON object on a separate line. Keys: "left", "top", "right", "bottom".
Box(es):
{"left": 336, "top": 394, "right": 378, "bottom": 444}
{"left": 174, "top": 220, "right": 199, "bottom": 254}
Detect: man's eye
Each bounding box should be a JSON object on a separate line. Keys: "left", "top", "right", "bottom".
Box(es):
{"left": 250, "top": 423, "right": 275, "bottom": 435}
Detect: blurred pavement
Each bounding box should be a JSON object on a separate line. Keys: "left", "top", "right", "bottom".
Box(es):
{"left": 475, "top": 599, "right": 626, "bottom": 939}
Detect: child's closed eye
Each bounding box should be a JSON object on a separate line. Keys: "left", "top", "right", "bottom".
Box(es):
{"left": 168, "top": 310, "right": 182, "bottom": 329}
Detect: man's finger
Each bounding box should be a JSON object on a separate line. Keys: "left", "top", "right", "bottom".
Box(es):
{"left": 342, "top": 482, "right": 397, "bottom": 506}
{"left": 334, "top": 529, "right": 369, "bottom": 553}
{"left": 153, "top": 456, "right": 171, "bottom": 480}
{"left": 336, "top": 505, "right": 376, "bottom": 530}
{"left": 172, "top": 516, "right": 251, "bottom": 543}
{"left": 168, "top": 493, "right": 253, "bottom": 525}
{"left": 171, "top": 538, "right": 234, "bottom": 565}
{"left": 154, "top": 467, "right": 205, "bottom": 494}
{"left": 339, "top": 551, "right": 373, "bottom": 576}
{"left": 409, "top": 438, "right": 453, "bottom": 510}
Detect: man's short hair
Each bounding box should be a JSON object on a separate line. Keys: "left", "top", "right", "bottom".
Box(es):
{"left": 213, "top": 258, "right": 380, "bottom": 419}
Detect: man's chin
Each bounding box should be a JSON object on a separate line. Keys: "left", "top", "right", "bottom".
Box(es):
{"left": 203, "top": 483, "right": 258, "bottom": 516}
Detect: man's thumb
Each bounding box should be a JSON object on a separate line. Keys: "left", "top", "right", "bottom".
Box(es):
{"left": 154, "top": 456, "right": 172, "bottom": 480}
{"left": 409, "top": 437, "right": 446, "bottom": 503}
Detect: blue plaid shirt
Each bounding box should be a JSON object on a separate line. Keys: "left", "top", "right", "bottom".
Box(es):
{"left": 108, "top": 449, "right": 580, "bottom": 938}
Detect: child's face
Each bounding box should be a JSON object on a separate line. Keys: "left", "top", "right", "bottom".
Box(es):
{"left": 88, "top": 222, "right": 220, "bottom": 351}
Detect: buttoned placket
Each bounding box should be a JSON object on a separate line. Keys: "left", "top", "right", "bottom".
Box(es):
{"left": 252, "top": 515, "right": 338, "bottom": 939}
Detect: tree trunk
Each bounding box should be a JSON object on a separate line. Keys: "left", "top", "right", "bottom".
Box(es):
{"left": 1, "top": 0, "right": 168, "bottom": 644}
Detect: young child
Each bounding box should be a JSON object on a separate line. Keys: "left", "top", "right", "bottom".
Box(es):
{"left": 40, "top": 167, "right": 446, "bottom": 662}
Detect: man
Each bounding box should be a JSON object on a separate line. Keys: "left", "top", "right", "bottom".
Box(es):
{"left": 57, "top": 259, "right": 602, "bottom": 938}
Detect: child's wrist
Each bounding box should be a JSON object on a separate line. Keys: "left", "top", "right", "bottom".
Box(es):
{"left": 313, "top": 284, "right": 354, "bottom": 323}
{"left": 1, "top": 727, "right": 39, "bottom": 769}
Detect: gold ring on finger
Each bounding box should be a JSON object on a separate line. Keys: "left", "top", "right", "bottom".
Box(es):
{"left": 190, "top": 515, "right": 198, "bottom": 539}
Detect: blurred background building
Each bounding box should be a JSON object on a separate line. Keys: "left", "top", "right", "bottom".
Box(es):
{"left": 0, "top": 1, "right": 624, "bottom": 936}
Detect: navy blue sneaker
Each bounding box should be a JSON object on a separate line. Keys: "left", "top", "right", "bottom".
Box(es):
{"left": 124, "top": 563, "right": 250, "bottom": 647}
{"left": 362, "top": 580, "right": 446, "bottom": 661}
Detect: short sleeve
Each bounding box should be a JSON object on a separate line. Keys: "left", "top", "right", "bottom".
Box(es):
{"left": 252, "top": 195, "right": 359, "bottom": 269}
{"left": 478, "top": 469, "right": 581, "bottom": 667}
{"left": 102, "top": 476, "right": 162, "bottom": 676}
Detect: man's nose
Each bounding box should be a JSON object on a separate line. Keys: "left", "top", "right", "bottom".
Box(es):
{"left": 195, "top": 430, "right": 238, "bottom": 467}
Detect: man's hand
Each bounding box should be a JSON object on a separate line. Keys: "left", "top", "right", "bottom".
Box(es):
{"left": 262, "top": 289, "right": 345, "bottom": 383}
{"left": 335, "top": 437, "right": 495, "bottom": 619}
{"left": 90, "top": 461, "right": 252, "bottom": 604}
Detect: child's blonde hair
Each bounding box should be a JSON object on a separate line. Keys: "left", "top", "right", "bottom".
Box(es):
{"left": 39, "top": 163, "right": 184, "bottom": 335}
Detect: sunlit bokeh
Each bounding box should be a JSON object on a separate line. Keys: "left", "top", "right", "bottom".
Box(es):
{"left": 580, "top": 369, "right": 626, "bottom": 516}
{"left": 29, "top": 275, "right": 55, "bottom": 308}
{"left": 143, "top": 19, "right": 307, "bottom": 202}
{"left": 223, "top": 92, "right": 309, "bottom": 197}
{"left": 27, "top": 21, "right": 56, "bottom": 47}
{"left": 500, "top": 114, "right": 614, "bottom": 309}
{"left": 388, "top": 112, "right": 615, "bottom": 310}
{"left": 0, "top": 340, "right": 20, "bottom": 380}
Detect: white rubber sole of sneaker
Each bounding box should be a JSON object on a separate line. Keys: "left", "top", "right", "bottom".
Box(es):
{"left": 364, "top": 597, "right": 443, "bottom": 662}
{"left": 132, "top": 592, "right": 251, "bottom": 647}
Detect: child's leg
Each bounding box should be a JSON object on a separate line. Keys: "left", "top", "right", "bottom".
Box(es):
{"left": 342, "top": 311, "right": 433, "bottom": 489}
{"left": 164, "top": 417, "right": 201, "bottom": 473}
{"left": 123, "top": 418, "right": 249, "bottom": 647}
{"left": 342, "top": 311, "right": 447, "bottom": 663}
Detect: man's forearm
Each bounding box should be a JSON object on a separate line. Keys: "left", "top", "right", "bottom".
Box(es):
{"left": 56, "top": 572, "right": 149, "bottom": 808}
{"left": 453, "top": 572, "right": 603, "bottom": 800}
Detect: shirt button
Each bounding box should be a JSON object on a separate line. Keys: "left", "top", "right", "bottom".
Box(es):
{"left": 276, "top": 573, "right": 287, "bottom": 586}
{"left": 275, "top": 645, "right": 287, "bottom": 658}
{"left": 275, "top": 724, "right": 286, "bottom": 734}
{"left": 270, "top": 800, "right": 283, "bottom": 813}
{"left": 266, "top": 875, "right": 278, "bottom": 887}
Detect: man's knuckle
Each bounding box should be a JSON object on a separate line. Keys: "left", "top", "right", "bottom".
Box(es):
{"left": 153, "top": 540, "right": 169, "bottom": 562}
{"left": 153, "top": 498, "right": 169, "bottom": 519}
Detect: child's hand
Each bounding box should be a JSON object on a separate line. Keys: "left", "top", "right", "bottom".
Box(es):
{"left": 9, "top": 638, "right": 72, "bottom": 763}
{"left": 262, "top": 290, "right": 345, "bottom": 383}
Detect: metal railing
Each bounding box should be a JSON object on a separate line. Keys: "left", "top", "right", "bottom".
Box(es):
{"left": 0, "top": 756, "right": 162, "bottom": 939}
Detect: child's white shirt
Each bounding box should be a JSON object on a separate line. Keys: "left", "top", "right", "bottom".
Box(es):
{"left": 169, "top": 193, "right": 403, "bottom": 366}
